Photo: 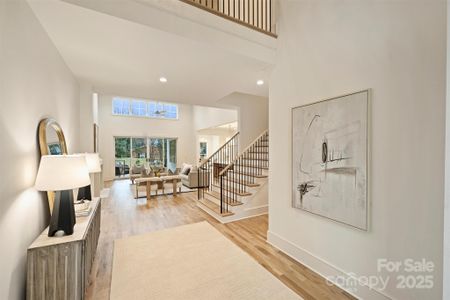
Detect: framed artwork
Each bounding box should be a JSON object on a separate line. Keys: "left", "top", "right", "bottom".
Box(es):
{"left": 199, "top": 142, "right": 207, "bottom": 158}
{"left": 292, "top": 90, "right": 369, "bottom": 230}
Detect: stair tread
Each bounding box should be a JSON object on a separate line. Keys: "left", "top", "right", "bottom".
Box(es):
{"left": 205, "top": 191, "right": 243, "bottom": 206}
{"left": 229, "top": 170, "right": 268, "bottom": 178}
{"left": 198, "top": 198, "right": 234, "bottom": 216}
{"left": 236, "top": 164, "right": 268, "bottom": 169}
{"left": 241, "top": 158, "right": 269, "bottom": 161}
{"left": 212, "top": 183, "right": 252, "bottom": 196}
{"left": 223, "top": 177, "right": 260, "bottom": 187}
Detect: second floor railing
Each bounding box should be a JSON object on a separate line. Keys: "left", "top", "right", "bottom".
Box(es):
{"left": 181, "top": 0, "right": 276, "bottom": 37}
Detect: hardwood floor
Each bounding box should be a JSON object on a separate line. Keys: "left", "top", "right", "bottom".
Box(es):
{"left": 85, "top": 179, "right": 354, "bottom": 300}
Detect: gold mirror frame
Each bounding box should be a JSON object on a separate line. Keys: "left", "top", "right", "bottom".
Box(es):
{"left": 38, "top": 118, "right": 69, "bottom": 213}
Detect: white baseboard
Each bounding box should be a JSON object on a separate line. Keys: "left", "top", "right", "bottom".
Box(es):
{"left": 196, "top": 202, "right": 268, "bottom": 224}
{"left": 267, "top": 231, "right": 393, "bottom": 300}
{"left": 222, "top": 205, "right": 268, "bottom": 223}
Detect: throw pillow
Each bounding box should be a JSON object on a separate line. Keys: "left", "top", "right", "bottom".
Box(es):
{"left": 184, "top": 167, "right": 191, "bottom": 175}
{"left": 180, "top": 163, "right": 191, "bottom": 175}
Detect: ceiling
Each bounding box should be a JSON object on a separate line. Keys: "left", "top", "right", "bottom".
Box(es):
{"left": 28, "top": 0, "right": 274, "bottom": 106}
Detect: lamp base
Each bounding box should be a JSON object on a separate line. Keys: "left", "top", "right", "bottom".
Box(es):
{"left": 77, "top": 184, "right": 92, "bottom": 201}
{"left": 48, "top": 190, "right": 76, "bottom": 237}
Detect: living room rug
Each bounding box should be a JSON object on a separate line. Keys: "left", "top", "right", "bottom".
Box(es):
{"left": 110, "top": 222, "right": 301, "bottom": 300}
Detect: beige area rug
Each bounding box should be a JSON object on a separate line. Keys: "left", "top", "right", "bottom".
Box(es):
{"left": 110, "top": 222, "right": 302, "bottom": 300}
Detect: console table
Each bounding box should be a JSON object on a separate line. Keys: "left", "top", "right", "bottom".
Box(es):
{"left": 26, "top": 198, "right": 101, "bottom": 300}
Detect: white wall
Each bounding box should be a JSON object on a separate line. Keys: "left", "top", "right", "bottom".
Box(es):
{"left": 445, "top": 2, "right": 450, "bottom": 298}
{"left": 0, "top": 1, "right": 80, "bottom": 299}
{"left": 197, "top": 127, "right": 237, "bottom": 160}
{"left": 219, "top": 92, "right": 268, "bottom": 150}
{"left": 192, "top": 105, "right": 237, "bottom": 131}
{"left": 98, "top": 94, "right": 196, "bottom": 180}
{"left": 268, "top": 1, "right": 446, "bottom": 300}
{"left": 79, "top": 81, "right": 94, "bottom": 152}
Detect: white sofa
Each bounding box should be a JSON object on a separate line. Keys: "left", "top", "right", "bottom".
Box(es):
{"left": 179, "top": 164, "right": 209, "bottom": 188}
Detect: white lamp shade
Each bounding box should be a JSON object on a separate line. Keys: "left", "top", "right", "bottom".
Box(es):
{"left": 82, "top": 153, "right": 102, "bottom": 173}
{"left": 35, "top": 155, "right": 91, "bottom": 191}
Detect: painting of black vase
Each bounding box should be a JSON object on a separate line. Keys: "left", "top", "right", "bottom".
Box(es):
{"left": 292, "top": 90, "right": 369, "bottom": 230}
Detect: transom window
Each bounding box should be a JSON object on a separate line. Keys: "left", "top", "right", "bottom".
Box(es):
{"left": 112, "top": 97, "right": 178, "bottom": 120}
{"left": 131, "top": 100, "right": 147, "bottom": 116}
{"left": 112, "top": 98, "right": 130, "bottom": 115}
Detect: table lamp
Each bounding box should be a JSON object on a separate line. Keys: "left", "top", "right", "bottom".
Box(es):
{"left": 76, "top": 153, "right": 101, "bottom": 201}
{"left": 35, "top": 155, "right": 90, "bottom": 236}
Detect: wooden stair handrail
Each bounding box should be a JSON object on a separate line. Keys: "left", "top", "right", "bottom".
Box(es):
{"left": 219, "top": 129, "right": 268, "bottom": 176}
{"left": 198, "top": 131, "right": 239, "bottom": 168}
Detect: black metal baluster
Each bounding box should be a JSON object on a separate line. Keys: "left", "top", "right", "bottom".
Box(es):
{"left": 199, "top": 164, "right": 201, "bottom": 198}
{"left": 269, "top": 0, "right": 271, "bottom": 33}
{"left": 238, "top": 0, "right": 240, "bottom": 21}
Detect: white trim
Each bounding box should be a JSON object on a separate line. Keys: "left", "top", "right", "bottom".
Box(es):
{"left": 267, "top": 231, "right": 393, "bottom": 300}
{"left": 226, "top": 211, "right": 268, "bottom": 223}
{"left": 244, "top": 204, "right": 268, "bottom": 211}
{"left": 196, "top": 202, "right": 268, "bottom": 224}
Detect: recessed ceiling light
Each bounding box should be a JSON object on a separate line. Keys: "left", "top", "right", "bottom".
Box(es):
{"left": 256, "top": 80, "right": 264, "bottom": 86}
{"left": 159, "top": 77, "right": 167, "bottom": 83}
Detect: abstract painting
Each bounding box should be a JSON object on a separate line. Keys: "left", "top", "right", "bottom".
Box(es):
{"left": 292, "top": 90, "right": 369, "bottom": 230}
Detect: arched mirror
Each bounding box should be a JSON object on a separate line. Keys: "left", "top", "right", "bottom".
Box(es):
{"left": 38, "top": 118, "right": 69, "bottom": 212}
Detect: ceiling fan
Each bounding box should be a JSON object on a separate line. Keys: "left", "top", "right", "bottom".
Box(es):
{"left": 154, "top": 109, "right": 166, "bottom": 116}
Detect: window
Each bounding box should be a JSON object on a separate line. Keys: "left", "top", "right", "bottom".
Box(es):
{"left": 114, "top": 136, "right": 177, "bottom": 177}
{"left": 163, "top": 103, "right": 178, "bottom": 119}
{"left": 148, "top": 102, "right": 178, "bottom": 119}
{"left": 147, "top": 102, "right": 158, "bottom": 118}
{"left": 114, "top": 137, "right": 131, "bottom": 176}
{"left": 112, "top": 98, "right": 130, "bottom": 115}
{"left": 131, "top": 100, "right": 147, "bottom": 116}
{"left": 131, "top": 137, "right": 147, "bottom": 166}
{"left": 113, "top": 97, "right": 178, "bottom": 120}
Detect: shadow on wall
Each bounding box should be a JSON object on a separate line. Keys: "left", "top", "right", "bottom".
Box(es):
{"left": 0, "top": 120, "right": 51, "bottom": 299}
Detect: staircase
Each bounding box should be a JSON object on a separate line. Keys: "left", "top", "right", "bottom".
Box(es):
{"left": 198, "top": 130, "right": 269, "bottom": 222}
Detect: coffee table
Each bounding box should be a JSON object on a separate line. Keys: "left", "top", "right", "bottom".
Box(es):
{"left": 135, "top": 175, "right": 182, "bottom": 207}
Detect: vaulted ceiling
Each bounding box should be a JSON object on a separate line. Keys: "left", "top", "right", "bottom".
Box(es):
{"left": 28, "top": 0, "right": 275, "bottom": 106}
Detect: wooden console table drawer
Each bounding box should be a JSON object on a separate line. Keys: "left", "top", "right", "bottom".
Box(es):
{"left": 27, "top": 198, "right": 101, "bottom": 300}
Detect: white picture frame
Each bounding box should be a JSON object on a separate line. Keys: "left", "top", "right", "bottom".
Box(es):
{"left": 292, "top": 90, "right": 369, "bottom": 230}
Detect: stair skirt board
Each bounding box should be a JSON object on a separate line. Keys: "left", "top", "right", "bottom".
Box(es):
{"left": 197, "top": 201, "right": 268, "bottom": 224}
